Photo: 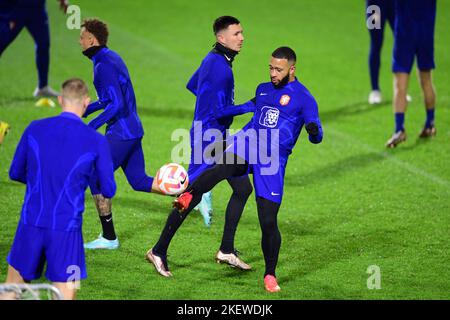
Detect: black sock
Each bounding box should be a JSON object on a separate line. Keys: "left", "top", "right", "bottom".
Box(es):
{"left": 256, "top": 197, "right": 281, "bottom": 277}
{"left": 153, "top": 193, "right": 203, "bottom": 256}
{"left": 100, "top": 214, "right": 116, "bottom": 240}
{"left": 220, "top": 176, "right": 253, "bottom": 253}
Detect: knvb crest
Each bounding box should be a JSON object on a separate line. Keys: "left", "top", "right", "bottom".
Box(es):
{"left": 259, "top": 107, "right": 280, "bottom": 128}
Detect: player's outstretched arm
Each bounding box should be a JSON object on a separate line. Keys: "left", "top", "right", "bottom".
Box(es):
{"left": 215, "top": 98, "right": 256, "bottom": 120}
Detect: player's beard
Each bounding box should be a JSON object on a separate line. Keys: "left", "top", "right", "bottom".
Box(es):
{"left": 272, "top": 73, "right": 290, "bottom": 88}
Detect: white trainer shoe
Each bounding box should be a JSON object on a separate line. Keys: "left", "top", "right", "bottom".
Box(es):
{"left": 368, "top": 90, "right": 382, "bottom": 105}
{"left": 33, "top": 86, "right": 60, "bottom": 98}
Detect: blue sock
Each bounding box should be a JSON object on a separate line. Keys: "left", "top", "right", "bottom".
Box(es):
{"left": 425, "top": 108, "right": 435, "bottom": 128}
{"left": 395, "top": 113, "right": 405, "bottom": 133}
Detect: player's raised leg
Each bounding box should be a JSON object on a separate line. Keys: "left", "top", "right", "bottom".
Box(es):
{"left": 147, "top": 154, "right": 248, "bottom": 276}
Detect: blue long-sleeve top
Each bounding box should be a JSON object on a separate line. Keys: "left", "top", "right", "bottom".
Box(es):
{"left": 83, "top": 47, "right": 144, "bottom": 141}
{"left": 9, "top": 112, "right": 116, "bottom": 232}
{"left": 187, "top": 49, "right": 249, "bottom": 136}
{"left": 229, "top": 78, "right": 323, "bottom": 166}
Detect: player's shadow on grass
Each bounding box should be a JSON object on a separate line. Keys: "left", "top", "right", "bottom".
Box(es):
{"left": 0, "top": 97, "right": 36, "bottom": 105}
{"left": 320, "top": 100, "right": 391, "bottom": 123}
{"left": 275, "top": 224, "right": 405, "bottom": 290}
{"left": 138, "top": 106, "right": 193, "bottom": 120}
{"left": 285, "top": 152, "right": 386, "bottom": 188}
{"left": 115, "top": 195, "right": 172, "bottom": 213}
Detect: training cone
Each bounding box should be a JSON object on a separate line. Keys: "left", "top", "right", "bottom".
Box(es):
{"left": 35, "top": 98, "right": 55, "bottom": 108}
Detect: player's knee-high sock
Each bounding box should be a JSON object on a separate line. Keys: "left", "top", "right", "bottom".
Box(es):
{"left": 153, "top": 194, "right": 203, "bottom": 257}
{"left": 425, "top": 108, "right": 435, "bottom": 128}
{"left": 93, "top": 195, "right": 116, "bottom": 240}
{"left": 100, "top": 214, "right": 116, "bottom": 240}
{"left": 220, "top": 176, "right": 253, "bottom": 253}
{"left": 257, "top": 197, "right": 281, "bottom": 277}
{"left": 395, "top": 112, "right": 405, "bottom": 132}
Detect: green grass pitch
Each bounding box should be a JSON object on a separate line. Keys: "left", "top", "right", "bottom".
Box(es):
{"left": 0, "top": 0, "right": 449, "bottom": 300}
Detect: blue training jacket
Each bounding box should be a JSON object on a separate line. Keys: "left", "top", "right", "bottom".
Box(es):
{"left": 84, "top": 47, "right": 144, "bottom": 141}
{"left": 9, "top": 112, "right": 116, "bottom": 232}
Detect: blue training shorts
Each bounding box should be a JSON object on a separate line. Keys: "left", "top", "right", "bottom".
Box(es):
{"left": 250, "top": 163, "right": 286, "bottom": 204}
{"left": 393, "top": 27, "right": 435, "bottom": 73}
{"left": 7, "top": 223, "right": 87, "bottom": 282}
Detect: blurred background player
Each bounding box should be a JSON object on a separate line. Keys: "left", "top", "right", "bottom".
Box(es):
{"left": 147, "top": 47, "right": 323, "bottom": 293}
{"left": 186, "top": 16, "right": 253, "bottom": 228}
{"left": 0, "top": 0, "right": 68, "bottom": 97}
{"left": 2, "top": 79, "right": 116, "bottom": 300}
{"left": 366, "top": 0, "right": 411, "bottom": 105}
{"left": 386, "top": 0, "right": 437, "bottom": 148}
{"left": 79, "top": 18, "right": 161, "bottom": 250}
{"left": 366, "top": 0, "right": 395, "bottom": 105}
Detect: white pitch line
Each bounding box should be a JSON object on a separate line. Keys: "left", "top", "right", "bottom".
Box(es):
{"left": 328, "top": 127, "right": 450, "bottom": 188}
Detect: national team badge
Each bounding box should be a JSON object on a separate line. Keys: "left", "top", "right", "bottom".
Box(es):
{"left": 279, "top": 95, "right": 291, "bottom": 106}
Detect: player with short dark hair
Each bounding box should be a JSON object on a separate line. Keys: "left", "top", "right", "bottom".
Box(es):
{"left": 386, "top": 0, "right": 437, "bottom": 148}
{"left": 148, "top": 16, "right": 255, "bottom": 270}
{"left": 3, "top": 78, "right": 116, "bottom": 300}
{"left": 186, "top": 15, "right": 254, "bottom": 232}
{"left": 0, "top": 0, "right": 68, "bottom": 97}
{"left": 79, "top": 18, "right": 162, "bottom": 250}
{"left": 147, "top": 47, "right": 323, "bottom": 292}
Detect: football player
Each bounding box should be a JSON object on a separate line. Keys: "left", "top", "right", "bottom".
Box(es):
{"left": 147, "top": 47, "right": 323, "bottom": 293}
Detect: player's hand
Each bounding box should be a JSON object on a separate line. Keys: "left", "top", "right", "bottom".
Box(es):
{"left": 305, "top": 122, "right": 319, "bottom": 136}
{"left": 9, "top": 21, "right": 16, "bottom": 30}
{"left": 58, "top": 0, "right": 69, "bottom": 14}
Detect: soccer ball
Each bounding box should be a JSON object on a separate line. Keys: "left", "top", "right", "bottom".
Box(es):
{"left": 156, "top": 163, "right": 189, "bottom": 195}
